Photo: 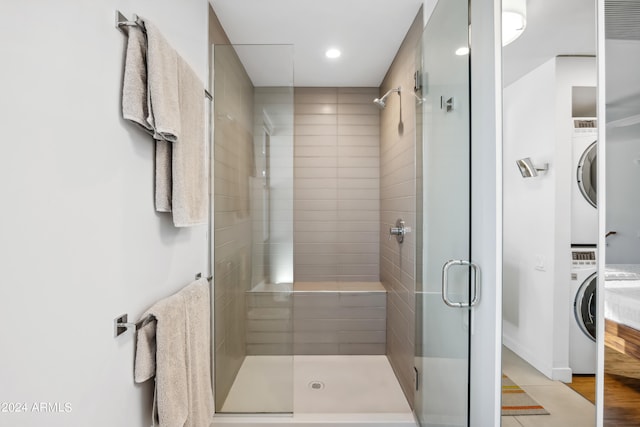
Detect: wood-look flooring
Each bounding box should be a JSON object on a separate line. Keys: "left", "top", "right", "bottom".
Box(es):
{"left": 567, "top": 374, "right": 596, "bottom": 404}
{"left": 603, "top": 346, "right": 640, "bottom": 426}
{"left": 566, "top": 346, "right": 640, "bottom": 426}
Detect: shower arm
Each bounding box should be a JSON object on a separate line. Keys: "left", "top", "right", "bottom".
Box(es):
{"left": 373, "top": 87, "right": 402, "bottom": 109}
{"left": 380, "top": 87, "right": 401, "bottom": 102}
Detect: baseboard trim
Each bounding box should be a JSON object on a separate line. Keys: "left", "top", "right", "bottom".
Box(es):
{"left": 503, "top": 334, "right": 572, "bottom": 381}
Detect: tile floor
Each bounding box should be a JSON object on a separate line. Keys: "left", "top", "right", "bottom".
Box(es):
{"left": 221, "top": 349, "right": 596, "bottom": 425}
{"left": 502, "top": 347, "right": 596, "bottom": 427}
{"left": 221, "top": 355, "right": 413, "bottom": 418}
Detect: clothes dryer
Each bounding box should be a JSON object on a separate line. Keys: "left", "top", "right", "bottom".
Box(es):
{"left": 571, "top": 118, "right": 598, "bottom": 245}
{"left": 569, "top": 245, "right": 597, "bottom": 375}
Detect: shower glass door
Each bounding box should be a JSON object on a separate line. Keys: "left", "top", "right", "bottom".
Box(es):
{"left": 415, "top": 0, "right": 472, "bottom": 425}
{"left": 212, "top": 44, "right": 294, "bottom": 414}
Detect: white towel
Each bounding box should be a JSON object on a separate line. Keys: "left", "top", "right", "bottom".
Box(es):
{"left": 122, "top": 24, "right": 153, "bottom": 134}
{"left": 144, "top": 21, "right": 179, "bottom": 214}
{"left": 171, "top": 59, "right": 207, "bottom": 226}
{"left": 121, "top": 20, "right": 174, "bottom": 213}
{"left": 145, "top": 21, "right": 207, "bottom": 225}
{"left": 134, "top": 278, "right": 213, "bottom": 427}
{"left": 144, "top": 21, "right": 180, "bottom": 143}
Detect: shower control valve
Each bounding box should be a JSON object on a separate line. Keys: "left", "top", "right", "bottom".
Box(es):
{"left": 389, "top": 219, "right": 410, "bottom": 244}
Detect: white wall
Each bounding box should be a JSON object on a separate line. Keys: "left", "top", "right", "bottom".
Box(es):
{"left": 503, "top": 57, "right": 596, "bottom": 381}
{"left": 0, "top": 1, "right": 208, "bottom": 426}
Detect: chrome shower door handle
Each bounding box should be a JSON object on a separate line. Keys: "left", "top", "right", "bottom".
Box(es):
{"left": 441, "top": 259, "right": 481, "bottom": 308}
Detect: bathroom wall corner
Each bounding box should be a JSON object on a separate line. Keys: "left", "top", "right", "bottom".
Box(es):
{"left": 379, "top": 7, "right": 424, "bottom": 407}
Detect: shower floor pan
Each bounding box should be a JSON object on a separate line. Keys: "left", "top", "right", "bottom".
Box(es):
{"left": 212, "top": 355, "right": 416, "bottom": 426}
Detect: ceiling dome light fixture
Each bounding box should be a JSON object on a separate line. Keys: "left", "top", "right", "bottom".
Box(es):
{"left": 502, "top": 0, "right": 527, "bottom": 46}
{"left": 325, "top": 48, "right": 341, "bottom": 59}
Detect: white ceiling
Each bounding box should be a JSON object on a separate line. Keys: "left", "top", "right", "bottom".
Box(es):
{"left": 504, "top": 0, "right": 640, "bottom": 135}
{"left": 213, "top": 0, "right": 597, "bottom": 88}
{"left": 210, "top": 0, "right": 639, "bottom": 125}
{"left": 208, "top": 0, "right": 423, "bottom": 87}
{"left": 502, "top": 0, "right": 597, "bottom": 87}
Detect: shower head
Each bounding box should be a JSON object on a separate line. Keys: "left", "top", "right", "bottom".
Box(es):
{"left": 373, "top": 98, "right": 387, "bottom": 109}
{"left": 373, "top": 87, "right": 401, "bottom": 109}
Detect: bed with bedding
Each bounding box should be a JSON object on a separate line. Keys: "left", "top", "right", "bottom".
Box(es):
{"left": 604, "top": 265, "right": 640, "bottom": 359}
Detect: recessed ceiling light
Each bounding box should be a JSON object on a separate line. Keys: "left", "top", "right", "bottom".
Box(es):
{"left": 325, "top": 48, "right": 341, "bottom": 59}
{"left": 455, "top": 47, "right": 470, "bottom": 56}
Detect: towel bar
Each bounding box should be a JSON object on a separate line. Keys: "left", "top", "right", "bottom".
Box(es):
{"left": 114, "top": 313, "right": 156, "bottom": 337}
{"left": 115, "top": 10, "right": 142, "bottom": 31}
{"left": 195, "top": 272, "right": 213, "bottom": 281}
{"left": 114, "top": 273, "right": 212, "bottom": 337}
{"left": 115, "top": 10, "right": 213, "bottom": 101}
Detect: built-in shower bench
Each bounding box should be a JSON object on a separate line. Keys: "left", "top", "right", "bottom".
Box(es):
{"left": 246, "top": 282, "right": 387, "bottom": 356}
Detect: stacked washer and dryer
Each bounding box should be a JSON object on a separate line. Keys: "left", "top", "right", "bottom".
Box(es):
{"left": 569, "top": 117, "right": 598, "bottom": 374}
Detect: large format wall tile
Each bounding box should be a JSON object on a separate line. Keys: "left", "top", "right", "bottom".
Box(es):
{"left": 379, "top": 11, "right": 423, "bottom": 407}
{"left": 294, "top": 87, "right": 381, "bottom": 283}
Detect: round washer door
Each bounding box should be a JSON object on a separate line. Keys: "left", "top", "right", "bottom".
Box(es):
{"left": 577, "top": 141, "right": 597, "bottom": 208}
{"left": 575, "top": 273, "right": 597, "bottom": 342}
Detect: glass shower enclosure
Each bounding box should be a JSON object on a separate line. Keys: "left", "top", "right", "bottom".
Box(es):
{"left": 211, "top": 44, "right": 294, "bottom": 413}
{"left": 415, "top": 0, "right": 473, "bottom": 425}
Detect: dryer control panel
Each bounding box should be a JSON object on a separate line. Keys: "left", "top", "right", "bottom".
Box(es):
{"left": 571, "top": 249, "right": 597, "bottom": 267}
{"left": 573, "top": 118, "right": 598, "bottom": 135}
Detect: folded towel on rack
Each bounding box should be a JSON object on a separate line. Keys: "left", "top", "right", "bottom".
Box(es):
{"left": 144, "top": 20, "right": 179, "bottom": 214}
{"left": 134, "top": 278, "right": 213, "bottom": 427}
{"left": 170, "top": 59, "right": 207, "bottom": 226}
{"left": 145, "top": 21, "right": 207, "bottom": 225}
{"left": 144, "top": 20, "right": 180, "bottom": 143}
{"left": 122, "top": 23, "right": 153, "bottom": 134}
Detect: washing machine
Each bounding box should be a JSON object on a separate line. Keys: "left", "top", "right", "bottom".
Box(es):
{"left": 571, "top": 117, "right": 598, "bottom": 245}
{"left": 569, "top": 245, "right": 597, "bottom": 375}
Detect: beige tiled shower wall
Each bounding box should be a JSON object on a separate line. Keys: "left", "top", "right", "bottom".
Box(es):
{"left": 379, "top": 11, "right": 423, "bottom": 405}
{"left": 212, "top": 43, "right": 255, "bottom": 410}
{"left": 246, "top": 287, "right": 386, "bottom": 356}
{"left": 294, "top": 87, "right": 381, "bottom": 282}
{"left": 293, "top": 289, "right": 386, "bottom": 355}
